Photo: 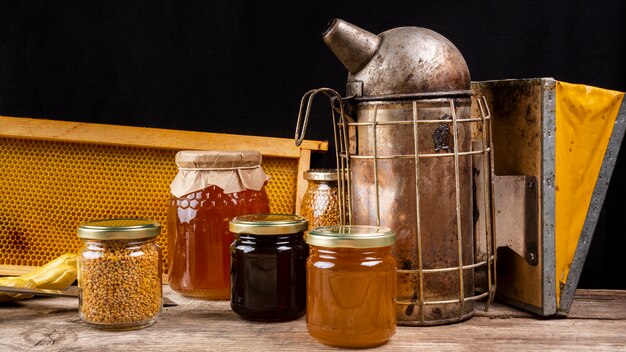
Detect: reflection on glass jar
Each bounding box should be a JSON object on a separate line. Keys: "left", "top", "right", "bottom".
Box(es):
{"left": 306, "top": 225, "right": 397, "bottom": 348}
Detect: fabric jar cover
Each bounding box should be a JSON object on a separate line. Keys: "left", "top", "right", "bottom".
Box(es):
{"left": 170, "top": 150, "right": 270, "bottom": 198}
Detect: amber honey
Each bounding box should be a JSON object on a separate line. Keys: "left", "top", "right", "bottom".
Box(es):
{"left": 168, "top": 186, "right": 269, "bottom": 299}
{"left": 167, "top": 150, "right": 270, "bottom": 299}
{"left": 306, "top": 226, "right": 397, "bottom": 348}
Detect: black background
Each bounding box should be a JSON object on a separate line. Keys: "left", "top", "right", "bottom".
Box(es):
{"left": 1, "top": 1, "right": 624, "bottom": 288}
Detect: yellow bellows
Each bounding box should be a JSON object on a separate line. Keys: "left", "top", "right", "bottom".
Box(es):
{"left": 554, "top": 82, "right": 625, "bottom": 306}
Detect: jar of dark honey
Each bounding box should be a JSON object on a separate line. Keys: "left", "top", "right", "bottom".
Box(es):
{"left": 299, "top": 169, "right": 341, "bottom": 230}
{"left": 168, "top": 151, "right": 270, "bottom": 299}
{"left": 306, "top": 225, "right": 397, "bottom": 348}
{"left": 229, "top": 214, "right": 308, "bottom": 322}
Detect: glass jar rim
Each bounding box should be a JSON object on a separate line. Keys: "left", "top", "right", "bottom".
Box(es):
{"left": 229, "top": 214, "right": 308, "bottom": 235}
{"left": 306, "top": 225, "right": 396, "bottom": 248}
{"left": 77, "top": 218, "right": 161, "bottom": 240}
{"left": 303, "top": 169, "right": 339, "bottom": 181}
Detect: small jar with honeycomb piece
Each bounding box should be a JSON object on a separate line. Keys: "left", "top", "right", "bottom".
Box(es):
{"left": 299, "top": 169, "right": 341, "bottom": 231}
{"left": 168, "top": 150, "right": 270, "bottom": 299}
{"left": 77, "top": 219, "right": 163, "bottom": 330}
{"left": 306, "top": 225, "right": 397, "bottom": 348}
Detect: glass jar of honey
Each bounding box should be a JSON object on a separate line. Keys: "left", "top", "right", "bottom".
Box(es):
{"left": 229, "top": 214, "right": 308, "bottom": 322}
{"left": 306, "top": 225, "right": 397, "bottom": 348}
{"left": 77, "top": 219, "right": 162, "bottom": 330}
{"left": 299, "top": 169, "right": 341, "bottom": 230}
{"left": 168, "top": 150, "right": 270, "bottom": 299}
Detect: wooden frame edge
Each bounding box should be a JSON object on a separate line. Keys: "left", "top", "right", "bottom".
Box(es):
{"left": 0, "top": 116, "right": 328, "bottom": 158}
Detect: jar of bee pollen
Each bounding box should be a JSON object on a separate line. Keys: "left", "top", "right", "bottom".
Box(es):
{"left": 77, "top": 219, "right": 163, "bottom": 330}
{"left": 299, "top": 169, "right": 341, "bottom": 230}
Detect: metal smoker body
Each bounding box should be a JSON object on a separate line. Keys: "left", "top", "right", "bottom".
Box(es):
{"left": 323, "top": 19, "right": 494, "bottom": 325}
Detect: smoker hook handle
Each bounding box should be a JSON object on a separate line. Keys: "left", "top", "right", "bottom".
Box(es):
{"left": 294, "top": 87, "right": 345, "bottom": 146}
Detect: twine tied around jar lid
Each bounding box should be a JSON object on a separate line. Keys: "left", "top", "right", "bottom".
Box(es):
{"left": 170, "top": 150, "right": 270, "bottom": 197}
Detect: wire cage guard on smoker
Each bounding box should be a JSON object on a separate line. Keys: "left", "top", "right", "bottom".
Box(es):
{"left": 296, "top": 88, "right": 496, "bottom": 326}
{"left": 295, "top": 19, "right": 498, "bottom": 325}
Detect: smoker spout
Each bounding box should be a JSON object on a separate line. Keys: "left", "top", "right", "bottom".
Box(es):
{"left": 322, "top": 18, "right": 381, "bottom": 75}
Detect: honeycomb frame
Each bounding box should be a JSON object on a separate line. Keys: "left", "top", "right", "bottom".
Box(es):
{"left": 0, "top": 116, "right": 327, "bottom": 275}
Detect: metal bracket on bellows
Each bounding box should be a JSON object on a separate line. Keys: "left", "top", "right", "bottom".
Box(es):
{"left": 494, "top": 175, "right": 539, "bottom": 266}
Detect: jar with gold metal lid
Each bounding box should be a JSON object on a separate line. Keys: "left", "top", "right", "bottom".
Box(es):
{"left": 229, "top": 214, "right": 308, "bottom": 322}
{"left": 299, "top": 169, "right": 341, "bottom": 230}
{"left": 77, "top": 218, "right": 162, "bottom": 330}
{"left": 306, "top": 225, "right": 397, "bottom": 348}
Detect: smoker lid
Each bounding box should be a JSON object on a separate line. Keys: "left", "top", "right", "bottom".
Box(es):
{"left": 323, "top": 19, "right": 471, "bottom": 99}
{"left": 353, "top": 27, "right": 470, "bottom": 98}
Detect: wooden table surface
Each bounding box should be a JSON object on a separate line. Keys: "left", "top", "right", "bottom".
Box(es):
{"left": 1, "top": 287, "right": 625, "bottom": 351}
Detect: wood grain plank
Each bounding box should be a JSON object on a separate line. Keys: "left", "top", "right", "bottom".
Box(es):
{"left": 566, "top": 289, "right": 626, "bottom": 320}
{"left": 294, "top": 149, "right": 311, "bottom": 215}
{"left": 0, "top": 116, "right": 328, "bottom": 158}
{"left": 0, "top": 289, "right": 624, "bottom": 351}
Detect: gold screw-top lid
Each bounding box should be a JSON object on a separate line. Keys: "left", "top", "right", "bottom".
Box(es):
{"left": 303, "top": 169, "right": 339, "bottom": 181}
{"left": 77, "top": 218, "right": 161, "bottom": 240}
{"left": 229, "top": 214, "right": 308, "bottom": 235}
{"left": 306, "top": 225, "right": 396, "bottom": 248}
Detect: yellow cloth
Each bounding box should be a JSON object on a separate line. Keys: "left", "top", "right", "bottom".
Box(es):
{"left": 555, "top": 81, "right": 624, "bottom": 307}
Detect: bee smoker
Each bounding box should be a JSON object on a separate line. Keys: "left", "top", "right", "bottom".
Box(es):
{"left": 296, "top": 19, "right": 495, "bottom": 325}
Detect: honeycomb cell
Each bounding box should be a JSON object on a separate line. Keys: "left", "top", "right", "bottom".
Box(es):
{"left": 0, "top": 137, "right": 299, "bottom": 272}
